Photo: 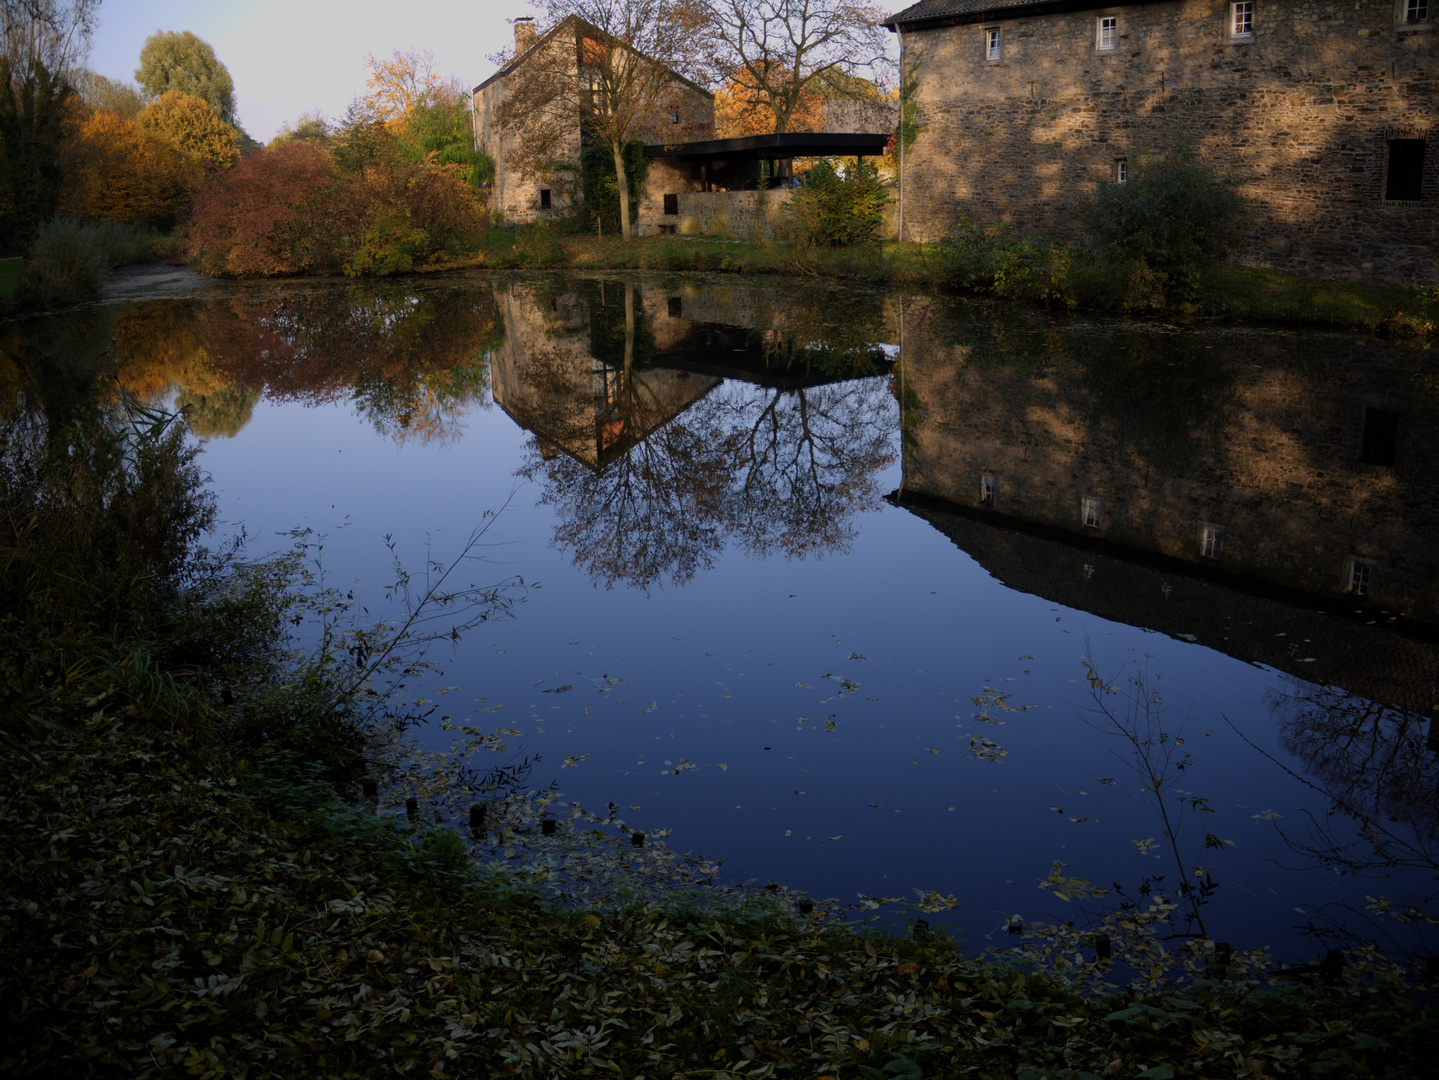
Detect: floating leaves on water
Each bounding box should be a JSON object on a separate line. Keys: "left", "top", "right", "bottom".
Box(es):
{"left": 848, "top": 652, "right": 868, "bottom": 662}
{"left": 1097, "top": 777, "right": 1119, "bottom": 786}
{"left": 1251, "top": 809, "right": 1283, "bottom": 821}
{"left": 914, "top": 889, "right": 961, "bottom": 913}
{"left": 560, "top": 755, "right": 589, "bottom": 769}
{"left": 1133, "top": 838, "right": 1159, "bottom": 856}
{"left": 714, "top": 762, "right": 728, "bottom": 772}
{"left": 963, "top": 736, "right": 1008, "bottom": 762}
{"left": 794, "top": 681, "right": 813, "bottom": 689}
{"left": 662, "top": 758, "right": 696, "bottom": 775}
{"left": 967, "top": 687, "right": 1037, "bottom": 725}
{"left": 1040, "top": 860, "right": 1109, "bottom": 902}
{"left": 540, "top": 684, "right": 573, "bottom": 694}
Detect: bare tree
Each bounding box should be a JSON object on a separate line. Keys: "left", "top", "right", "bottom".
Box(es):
{"left": 492, "top": 1, "right": 710, "bottom": 239}
{"left": 700, "top": 0, "right": 889, "bottom": 134}
{"left": 0, "top": 0, "right": 97, "bottom": 71}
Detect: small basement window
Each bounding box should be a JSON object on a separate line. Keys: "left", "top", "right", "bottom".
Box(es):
{"left": 979, "top": 475, "right": 995, "bottom": 506}
{"left": 1358, "top": 406, "right": 1400, "bottom": 467}
{"left": 1200, "top": 524, "right": 1223, "bottom": 559}
{"left": 667, "top": 296, "right": 683, "bottom": 317}
{"left": 1347, "top": 559, "right": 1373, "bottom": 597}
{"left": 539, "top": 188, "right": 552, "bottom": 210}
{"left": 1081, "top": 496, "right": 1102, "bottom": 529}
{"left": 1385, "top": 139, "right": 1426, "bottom": 200}
{"left": 663, "top": 193, "right": 679, "bottom": 215}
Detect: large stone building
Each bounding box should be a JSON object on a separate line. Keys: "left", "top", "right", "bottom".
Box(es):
{"left": 473, "top": 16, "right": 716, "bottom": 224}
{"left": 883, "top": 0, "right": 1437, "bottom": 282}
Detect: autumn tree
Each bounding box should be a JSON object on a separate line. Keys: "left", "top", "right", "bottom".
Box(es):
{"left": 138, "top": 90, "right": 238, "bottom": 170}
{"left": 494, "top": 2, "right": 710, "bottom": 239}
{"left": 58, "top": 107, "right": 202, "bottom": 222}
{"left": 700, "top": 0, "right": 888, "bottom": 134}
{"left": 357, "top": 48, "right": 461, "bottom": 125}
{"left": 72, "top": 68, "right": 144, "bottom": 118}
{"left": 1, "top": 0, "right": 97, "bottom": 72}
{"left": 135, "top": 30, "right": 237, "bottom": 125}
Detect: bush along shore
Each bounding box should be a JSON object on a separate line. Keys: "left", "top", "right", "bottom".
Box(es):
{"left": 4, "top": 394, "right": 1439, "bottom": 1077}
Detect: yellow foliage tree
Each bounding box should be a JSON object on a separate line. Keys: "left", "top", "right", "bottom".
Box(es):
{"left": 58, "top": 108, "right": 203, "bottom": 222}
{"left": 714, "top": 71, "right": 825, "bottom": 137}
{"left": 357, "top": 48, "right": 464, "bottom": 126}
{"left": 138, "top": 90, "right": 239, "bottom": 170}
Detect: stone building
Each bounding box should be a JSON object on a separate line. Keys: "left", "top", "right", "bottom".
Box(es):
{"left": 473, "top": 16, "right": 716, "bottom": 224}
{"left": 883, "top": 0, "right": 1437, "bottom": 283}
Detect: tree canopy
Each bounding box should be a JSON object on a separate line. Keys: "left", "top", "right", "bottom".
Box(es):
{"left": 138, "top": 89, "right": 239, "bottom": 171}
{"left": 700, "top": 0, "right": 890, "bottom": 134}
{"left": 135, "top": 29, "right": 236, "bottom": 126}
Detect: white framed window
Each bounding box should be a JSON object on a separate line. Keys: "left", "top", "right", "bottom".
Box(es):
{"left": 980, "top": 474, "right": 995, "bottom": 506}
{"left": 1347, "top": 558, "right": 1373, "bottom": 597}
{"left": 984, "top": 26, "right": 1001, "bottom": 60}
{"left": 1200, "top": 524, "right": 1223, "bottom": 559}
{"left": 1096, "top": 16, "right": 1118, "bottom": 51}
{"left": 1402, "top": 0, "right": 1430, "bottom": 26}
{"left": 1081, "top": 496, "right": 1102, "bottom": 529}
{"left": 1115, "top": 159, "right": 1129, "bottom": 183}
{"left": 1230, "top": 2, "right": 1254, "bottom": 38}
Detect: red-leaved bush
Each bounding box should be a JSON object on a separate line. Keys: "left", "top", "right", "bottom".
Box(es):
{"left": 186, "top": 142, "right": 485, "bottom": 277}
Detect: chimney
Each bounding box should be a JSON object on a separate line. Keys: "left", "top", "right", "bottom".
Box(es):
{"left": 514, "top": 17, "right": 536, "bottom": 55}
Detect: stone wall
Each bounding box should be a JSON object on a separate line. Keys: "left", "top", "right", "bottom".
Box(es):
{"left": 475, "top": 25, "right": 714, "bottom": 228}
{"left": 896, "top": 0, "right": 1438, "bottom": 282}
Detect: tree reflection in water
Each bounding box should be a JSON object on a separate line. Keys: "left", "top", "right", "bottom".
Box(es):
{"left": 105, "top": 284, "right": 504, "bottom": 445}
{"left": 517, "top": 281, "right": 898, "bottom": 591}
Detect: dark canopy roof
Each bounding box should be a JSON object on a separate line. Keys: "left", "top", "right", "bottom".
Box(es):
{"left": 645, "top": 132, "right": 891, "bottom": 161}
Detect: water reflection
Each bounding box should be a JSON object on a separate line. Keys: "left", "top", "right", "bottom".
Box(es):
{"left": 492, "top": 279, "right": 898, "bottom": 589}
{"left": 893, "top": 296, "right": 1439, "bottom": 713}
{"left": 23, "top": 283, "right": 508, "bottom": 446}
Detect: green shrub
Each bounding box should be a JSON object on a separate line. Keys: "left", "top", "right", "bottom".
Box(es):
{"left": 938, "top": 218, "right": 1075, "bottom": 306}
{"left": 81, "top": 219, "right": 163, "bottom": 267}
{"left": 505, "top": 221, "right": 565, "bottom": 269}
{"left": 580, "top": 140, "right": 648, "bottom": 235}
{"left": 1081, "top": 137, "right": 1249, "bottom": 301}
{"left": 16, "top": 217, "right": 108, "bottom": 307}
{"left": 788, "top": 158, "right": 888, "bottom": 247}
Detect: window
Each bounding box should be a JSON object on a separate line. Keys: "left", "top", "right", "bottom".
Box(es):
{"left": 1096, "top": 16, "right": 1117, "bottom": 51}
{"left": 667, "top": 296, "right": 683, "bottom": 317}
{"left": 1200, "top": 525, "right": 1223, "bottom": 559}
{"left": 1081, "top": 496, "right": 1102, "bottom": 529}
{"left": 1230, "top": 2, "right": 1253, "bottom": 37}
{"left": 1358, "top": 406, "right": 1400, "bottom": 467}
{"left": 663, "top": 193, "right": 679, "bottom": 215}
{"left": 669, "top": 108, "right": 680, "bottom": 123}
{"left": 1385, "top": 139, "right": 1426, "bottom": 200}
{"left": 1347, "top": 559, "right": 1373, "bottom": 597}
{"left": 1115, "top": 159, "right": 1129, "bottom": 183}
{"left": 1403, "top": 0, "right": 1429, "bottom": 25}
{"left": 980, "top": 475, "right": 995, "bottom": 506}
{"left": 984, "top": 26, "right": 1001, "bottom": 60}
{"left": 539, "top": 188, "right": 552, "bottom": 210}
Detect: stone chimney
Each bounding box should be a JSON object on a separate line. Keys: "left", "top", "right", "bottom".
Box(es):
{"left": 514, "top": 17, "right": 536, "bottom": 55}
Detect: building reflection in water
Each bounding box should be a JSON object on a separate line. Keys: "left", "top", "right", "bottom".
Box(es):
{"left": 490, "top": 278, "right": 898, "bottom": 590}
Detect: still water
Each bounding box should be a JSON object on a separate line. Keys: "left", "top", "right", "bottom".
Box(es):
{"left": 12, "top": 268, "right": 1438, "bottom": 961}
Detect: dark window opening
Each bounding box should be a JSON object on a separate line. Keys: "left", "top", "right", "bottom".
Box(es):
{"left": 663, "top": 193, "right": 679, "bottom": 215}
{"left": 667, "top": 296, "right": 683, "bottom": 317}
{"left": 1385, "top": 139, "right": 1425, "bottom": 200}
{"left": 1359, "top": 407, "right": 1400, "bottom": 467}
{"left": 669, "top": 109, "right": 680, "bottom": 123}
{"left": 658, "top": 223, "right": 678, "bottom": 235}
{"left": 539, "top": 188, "right": 552, "bottom": 210}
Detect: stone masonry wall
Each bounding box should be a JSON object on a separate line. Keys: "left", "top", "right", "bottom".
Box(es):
{"left": 897, "top": 0, "right": 1438, "bottom": 282}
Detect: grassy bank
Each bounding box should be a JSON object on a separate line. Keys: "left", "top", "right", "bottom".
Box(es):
{"left": 436, "top": 227, "right": 1439, "bottom": 344}
{"left": 4, "top": 386, "right": 1437, "bottom": 1078}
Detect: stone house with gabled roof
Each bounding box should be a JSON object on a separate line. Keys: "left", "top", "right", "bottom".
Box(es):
{"left": 474, "top": 16, "right": 715, "bottom": 224}
{"left": 883, "top": 0, "right": 1437, "bottom": 283}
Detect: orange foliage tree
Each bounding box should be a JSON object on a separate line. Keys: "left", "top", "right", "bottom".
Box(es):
{"left": 58, "top": 108, "right": 203, "bottom": 223}
{"left": 714, "top": 70, "right": 825, "bottom": 137}
{"left": 357, "top": 48, "right": 464, "bottom": 126}
{"left": 138, "top": 90, "right": 239, "bottom": 170}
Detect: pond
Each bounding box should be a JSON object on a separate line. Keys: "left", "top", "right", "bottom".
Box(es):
{"left": 8, "top": 268, "right": 1437, "bottom": 963}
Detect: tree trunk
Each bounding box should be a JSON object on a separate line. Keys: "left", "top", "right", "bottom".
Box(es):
{"left": 612, "top": 140, "right": 632, "bottom": 241}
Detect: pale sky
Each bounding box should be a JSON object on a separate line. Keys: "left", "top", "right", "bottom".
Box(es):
{"left": 86, "top": 1, "right": 526, "bottom": 141}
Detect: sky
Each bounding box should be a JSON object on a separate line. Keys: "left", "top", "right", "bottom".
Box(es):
{"left": 86, "top": 1, "right": 523, "bottom": 141}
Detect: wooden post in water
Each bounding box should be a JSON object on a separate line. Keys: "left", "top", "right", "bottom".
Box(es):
{"left": 541, "top": 815, "right": 557, "bottom": 835}
{"left": 405, "top": 797, "right": 418, "bottom": 822}
{"left": 469, "top": 803, "right": 486, "bottom": 837}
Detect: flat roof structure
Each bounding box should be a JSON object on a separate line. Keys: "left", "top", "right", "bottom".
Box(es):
{"left": 645, "top": 132, "right": 891, "bottom": 162}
